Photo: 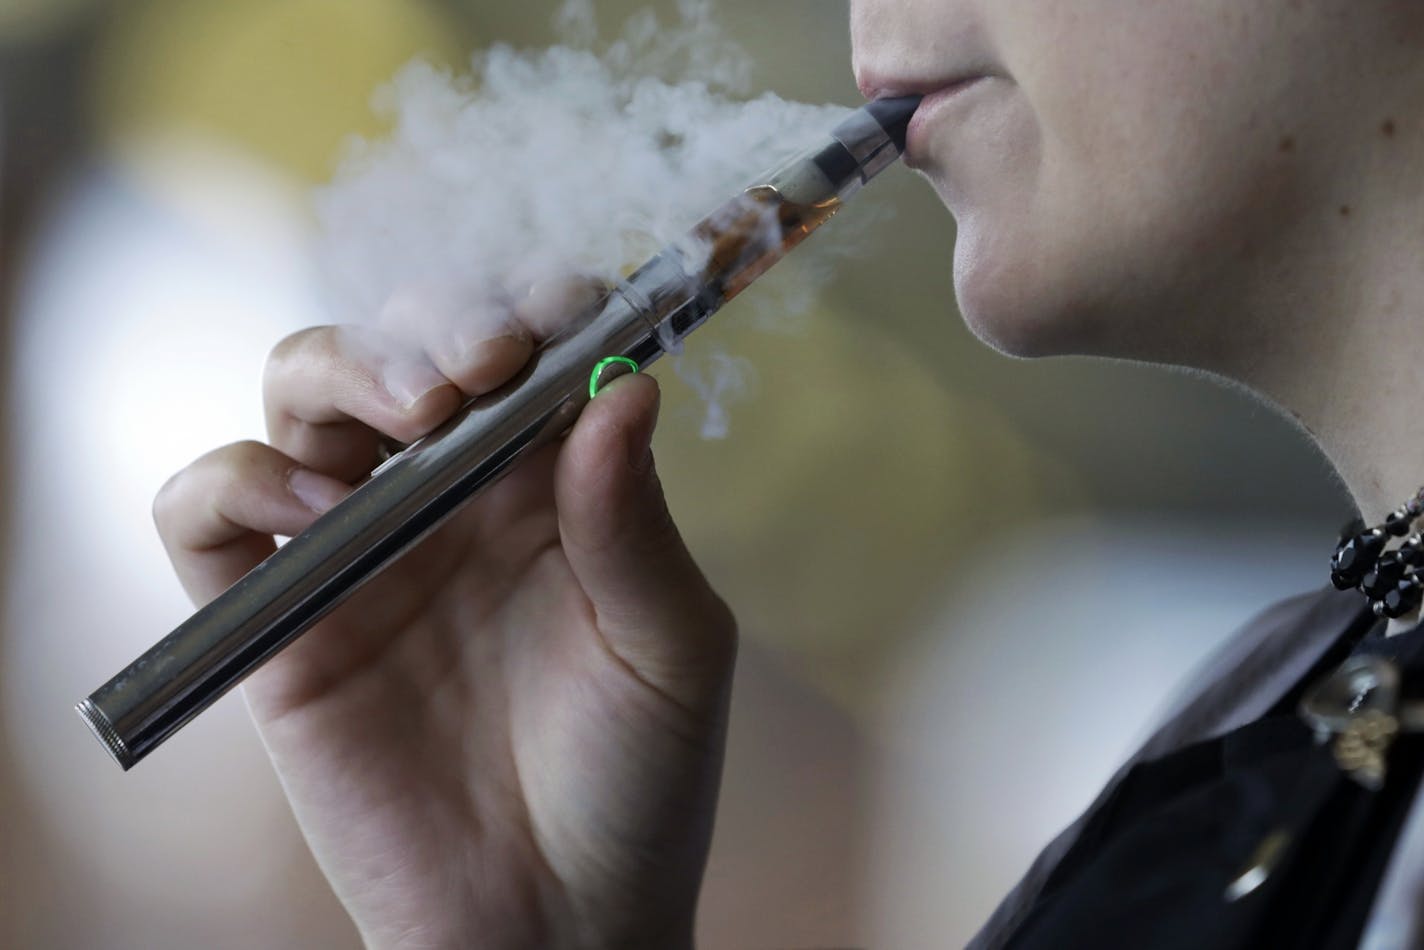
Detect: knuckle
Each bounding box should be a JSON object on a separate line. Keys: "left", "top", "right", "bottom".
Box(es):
{"left": 266, "top": 325, "right": 328, "bottom": 375}
{"left": 151, "top": 469, "right": 188, "bottom": 534}
{"left": 225, "top": 438, "right": 273, "bottom": 469}
{"left": 212, "top": 441, "right": 278, "bottom": 503}
{"left": 153, "top": 441, "right": 274, "bottom": 537}
{"left": 263, "top": 325, "right": 358, "bottom": 395}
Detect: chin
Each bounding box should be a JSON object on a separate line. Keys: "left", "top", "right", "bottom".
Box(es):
{"left": 958, "top": 305, "right": 1060, "bottom": 359}
{"left": 951, "top": 224, "right": 1085, "bottom": 360}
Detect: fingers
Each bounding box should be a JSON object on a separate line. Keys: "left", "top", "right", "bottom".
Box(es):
{"left": 263, "top": 322, "right": 523, "bottom": 482}
{"left": 515, "top": 276, "right": 607, "bottom": 340}
{"left": 264, "top": 279, "right": 603, "bottom": 482}
{"left": 555, "top": 374, "right": 737, "bottom": 713}
{"left": 263, "top": 326, "right": 461, "bottom": 480}
{"left": 154, "top": 440, "right": 352, "bottom": 605}
{"left": 381, "top": 286, "right": 538, "bottom": 395}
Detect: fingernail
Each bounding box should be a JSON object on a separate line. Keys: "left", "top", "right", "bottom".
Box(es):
{"left": 288, "top": 468, "right": 350, "bottom": 513}
{"left": 381, "top": 361, "right": 447, "bottom": 409}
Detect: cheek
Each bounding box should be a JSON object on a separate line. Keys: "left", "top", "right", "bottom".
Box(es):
{"left": 951, "top": 6, "right": 1306, "bottom": 360}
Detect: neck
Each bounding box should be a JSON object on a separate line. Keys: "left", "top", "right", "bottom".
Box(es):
{"left": 1241, "top": 193, "right": 1424, "bottom": 635}
{"left": 1215, "top": 128, "right": 1424, "bottom": 633}
{"left": 1221, "top": 154, "right": 1424, "bottom": 527}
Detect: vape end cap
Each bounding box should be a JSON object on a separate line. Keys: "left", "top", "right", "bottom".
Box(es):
{"left": 76, "top": 698, "right": 137, "bottom": 770}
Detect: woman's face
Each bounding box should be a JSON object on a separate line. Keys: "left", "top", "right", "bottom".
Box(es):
{"left": 850, "top": 1, "right": 1424, "bottom": 366}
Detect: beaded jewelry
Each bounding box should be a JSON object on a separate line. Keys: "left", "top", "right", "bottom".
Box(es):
{"left": 1330, "top": 487, "right": 1424, "bottom": 618}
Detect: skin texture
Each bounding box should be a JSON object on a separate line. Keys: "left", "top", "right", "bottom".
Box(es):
{"left": 157, "top": 2, "right": 1424, "bottom": 945}
{"left": 155, "top": 285, "right": 736, "bottom": 950}
{"left": 851, "top": 0, "right": 1424, "bottom": 523}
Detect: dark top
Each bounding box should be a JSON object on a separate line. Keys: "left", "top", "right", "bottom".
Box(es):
{"left": 1002, "top": 613, "right": 1424, "bottom": 949}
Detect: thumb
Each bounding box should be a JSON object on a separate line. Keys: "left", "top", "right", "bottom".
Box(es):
{"left": 555, "top": 372, "right": 737, "bottom": 709}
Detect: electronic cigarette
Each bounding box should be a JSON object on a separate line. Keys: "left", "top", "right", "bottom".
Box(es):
{"left": 77, "top": 95, "right": 922, "bottom": 769}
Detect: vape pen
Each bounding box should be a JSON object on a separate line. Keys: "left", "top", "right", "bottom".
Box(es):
{"left": 77, "top": 95, "right": 921, "bottom": 769}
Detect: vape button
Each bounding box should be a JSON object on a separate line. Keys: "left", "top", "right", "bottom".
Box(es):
{"left": 370, "top": 434, "right": 424, "bottom": 478}
{"left": 588, "top": 356, "right": 640, "bottom": 399}
{"left": 370, "top": 448, "right": 407, "bottom": 478}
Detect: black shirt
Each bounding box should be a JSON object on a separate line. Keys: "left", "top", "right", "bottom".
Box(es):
{"left": 1003, "top": 615, "right": 1424, "bottom": 949}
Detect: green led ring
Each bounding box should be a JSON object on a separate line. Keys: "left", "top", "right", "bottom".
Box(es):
{"left": 588, "top": 356, "right": 640, "bottom": 399}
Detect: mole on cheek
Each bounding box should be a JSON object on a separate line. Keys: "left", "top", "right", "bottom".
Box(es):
{"left": 1339, "top": 205, "right": 1351, "bottom": 218}
{"left": 1382, "top": 119, "right": 1397, "bottom": 138}
{"left": 1278, "top": 135, "right": 1296, "bottom": 153}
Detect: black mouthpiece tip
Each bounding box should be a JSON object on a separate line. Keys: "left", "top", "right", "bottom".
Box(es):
{"left": 864, "top": 94, "right": 923, "bottom": 153}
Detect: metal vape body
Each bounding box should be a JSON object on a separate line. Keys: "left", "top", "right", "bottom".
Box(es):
{"left": 78, "top": 95, "right": 922, "bottom": 769}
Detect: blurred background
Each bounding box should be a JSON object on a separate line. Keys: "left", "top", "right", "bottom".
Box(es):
{"left": 0, "top": 1, "right": 1353, "bottom": 947}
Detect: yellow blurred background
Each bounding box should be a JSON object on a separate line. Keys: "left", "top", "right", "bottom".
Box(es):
{"left": 0, "top": 2, "right": 1352, "bottom": 947}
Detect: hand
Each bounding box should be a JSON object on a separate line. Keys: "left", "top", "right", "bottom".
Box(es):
{"left": 153, "top": 290, "right": 737, "bottom": 949}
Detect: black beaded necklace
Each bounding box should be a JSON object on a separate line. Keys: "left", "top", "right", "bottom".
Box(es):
{"left": 1330, "top": 488, "right": 1424, "bottom": 618}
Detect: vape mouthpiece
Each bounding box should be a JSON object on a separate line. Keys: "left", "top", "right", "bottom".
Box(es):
{"left": 865, "top": 95, "right": 922, "bottom": 152}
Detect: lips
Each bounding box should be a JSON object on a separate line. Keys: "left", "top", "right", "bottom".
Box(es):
{"left": 903, "top": 77, "right": 989, "bottom": 167}
{"left": 855, "top": 63, "right": 993, "bottom": 165}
